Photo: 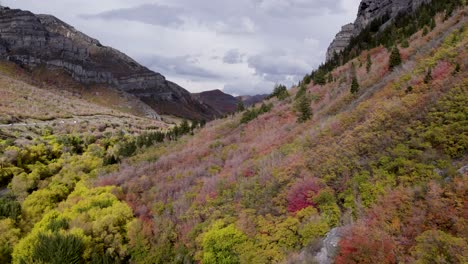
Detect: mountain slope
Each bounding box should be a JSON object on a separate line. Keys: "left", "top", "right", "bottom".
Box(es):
{"left": 193, "top": 90, "right": 238, "bottom": 115}
{"left": 94, "top": 5, "right": 467, "bottom": 263}
{"left": 0, "top": 6, "right": 218, "bottom": 120}
{"left": 0, "top": 2, "right": 466, "bottom": 264}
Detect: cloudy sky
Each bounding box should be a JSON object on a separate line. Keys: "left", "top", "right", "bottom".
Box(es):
{"left": 3, "top": 0, "right": 361, "bottom": 95}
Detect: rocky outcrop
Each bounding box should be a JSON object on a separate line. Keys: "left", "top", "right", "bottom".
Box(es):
{"left": 0, "top": 5, "right": 218, "bottom": 120}
{"left": 326, "top": 24, "right": 355, "bottom": 62}
{"left": 353, "top": 0, "right": 430, "bottom": 34}
{"left": 326, "top": 0, "right": 431, "bottom": 62}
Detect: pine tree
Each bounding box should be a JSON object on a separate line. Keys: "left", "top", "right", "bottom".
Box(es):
{"left": 295, "top": 85, "right": 307, "bottom": 100}
{"left": 295, "top": 94, "right": 312, "bottom": 123}
{"left": 270, "top": 84, "right": 289, "bottom": 100}
{"left": 401, "top": 39, "right": 410, "bottom": 48}
{"left": 424, "top": 69, "right": 432, "bottom": 84}
{"left": 422, "top": 27, "right": 429, "bottom": 36}
{"left": 389, "top": 47, "right": 402, "bottom": 70}
{"left": 351, "top": 77, "right": 360, "bottom": 94}
{"left": 236, "top": 100, "right": 245, "bottom": 112}
{"left": 366, "top": 54, "right": 372, "bottom": 73}
{"left": 454, "top": 63, "right": 461, "bottom": 74}
{"left": 313, "top": 70, "right": 327, "bottom": 85}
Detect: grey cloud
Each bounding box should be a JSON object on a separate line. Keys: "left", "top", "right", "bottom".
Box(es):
{"left": 223, "top": 49, "right": 244, "bottom": 64}
{"left": 254, "top": 0, "right": 346, "bottom": 17}
{"left": 80, "top": 4, "right": 184, "bottom": 27}
{"left": 248, "top": 53, "right": 311, "bottom": 77}
{"left": 139, "top": 55, "right": 221, "bottom": 80}
{"left": 224, "top": 80, "right": 275, "bottom": 96}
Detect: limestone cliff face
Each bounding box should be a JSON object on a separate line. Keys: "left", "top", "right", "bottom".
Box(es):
{"left": 0, "top": 6, "right": 218, "bottom": 120}
{"left": 326, "top": 24, "right": 355, "bottom": 62}
{"left": 326, "top": 0, "right": 430, "bottom": 62}
{"left": 353, "top": 0, "right": 430, "bottom": 34}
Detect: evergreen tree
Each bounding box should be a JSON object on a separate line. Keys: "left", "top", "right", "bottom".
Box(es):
{"left": 430, "top": 18, "right": 436, "bottom": 30}
{"left": 312, "top": 69, "right": 326, "bottom": 85}
{"left": 295, "top": 85, "right": 307, "bottom": 100}
{"left": 424, "top": 69, "right": 432, "bottom": 84}
{"left": 302, "top": 74, "right": 312, "bottom": 85}
{"left": 191, "top": 120, "right": 199, "bottom": 131}
{"left": 422, "top": 27, "right": 429, "bottom": 36}
{"left": 295, "top": 94, "right": 312, "bottom": 123}
{"left": 236, "top": 100, "right": 245, "bottom": 112}
{"left": 366, "top": 54, "right": 372, "bottom": 73}
{"left": 351, "top": 77, "right": 360, "bottom": 94}
{"left": 454, "top": 63, "right": 461, "bottom": 74}
{"left": 269, "top": 84, "right": 289, "bottom": 100}
{"left": 401, "top": 39, "right": 410, "bottom": 48}
{"left": 389, "top": 47, "right": 402, "bottom": 70}
{"left": 180, "top": 120, "right": 190, "bottom": 135}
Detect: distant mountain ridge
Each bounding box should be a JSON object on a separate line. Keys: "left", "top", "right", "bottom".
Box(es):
{"left": 193, "top": 90, "right": 238, "bottom": 115}
{"left": 0, "top": 5, "right": 218, "bottom": 120}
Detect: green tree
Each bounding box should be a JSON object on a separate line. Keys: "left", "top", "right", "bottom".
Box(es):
{"left": 401, "top": 39, "right": 410, "bottom": 48}
{"left": 236, "top": 100, "right": 245, "bottom": 112}
{"left": 313, "top": 69, "right": 327, "bottom": 85}
{"left": 366, "top": 54, "right": 372, "bottom": 73}
{"left": 424, "top": 69, "right": 432, "bottom": 84}
{"left": 389, "top": 47, "right": 402, "bottom": 70}
{"left": 32, "top": 232, "right": 85, "bottom": 264}
{"left": 295, "top": 95, "right": 312, "bottom": 123}
{"left": 412, "top": 230, "right": 467, "bottom": 264}
{"left": 202, "top": 221, "right": 247, "bottom": 264}
{"left": 270, "top": 84, "right": 289, "bottom": 100}
{"left": 0, "top": 219, "right": 20, "bottom": 263}
{"left": 351, "top": 77, "right": 360, "bottom": 94}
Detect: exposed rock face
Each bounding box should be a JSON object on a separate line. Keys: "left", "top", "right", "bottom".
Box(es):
{"left": 326, "top": 0, "right": 431, "bottom": 62}
{"left": 192, "top": 89, "right": 238, "bottom": 115}
{"left": 0, "top": 6, "right": 217, "bottom": 120}
{"left": 326, "top": 24, "right": 355, "bottom": 62}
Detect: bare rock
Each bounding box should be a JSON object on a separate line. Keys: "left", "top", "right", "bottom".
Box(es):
{"left": 326, "top": 23, "right": 355, "bottom": 62}
{"left": 0, "top": 6, "right": 218, "bottom": 120}
{"left": 326, "top": 0, "right": 431, "bottom": 62}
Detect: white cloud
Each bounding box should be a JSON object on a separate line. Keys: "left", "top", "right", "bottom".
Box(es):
{"left": 2, "top": 0, "right": 361, "bottom": 95}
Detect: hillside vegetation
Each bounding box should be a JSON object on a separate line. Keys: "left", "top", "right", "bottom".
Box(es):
{"left": 0, "top": 3, "right": 467, "bottom": 264}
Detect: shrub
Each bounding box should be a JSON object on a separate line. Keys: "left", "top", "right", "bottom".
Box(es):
{"left": 287, "top": 178, "right": 321, "bottom": 213}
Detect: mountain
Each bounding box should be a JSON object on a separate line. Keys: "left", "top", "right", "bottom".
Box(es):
{"left": 193, "top": 90, "right": 269, "bottom": 115}
{"left": 237, "top": 94, "right": 268, "bottom": 107}
{"left": 327, "top": 0, "right": 430, "bottom": 61}
{"left": 1, "top": 1, "right": 466, "bottom": 264}
{"left": 0, "top": 6, "right": 218, "bottom": 120}
{"left": 193, "top": 90, "right": 238, "bottom": 115}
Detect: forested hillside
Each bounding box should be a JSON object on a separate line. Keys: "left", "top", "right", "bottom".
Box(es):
{"left": 0, "top": 2, "right": 466, "bottom": 264}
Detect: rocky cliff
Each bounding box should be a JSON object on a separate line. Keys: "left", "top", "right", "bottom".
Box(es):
{"left": 0, "top": 6, "right": 218, "bottom": 120}
{"left": 326, "top": 24, "right": 355, "bottom": 62}
{"left": 326, "top": 0, "right": 430, "bottom": 61}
